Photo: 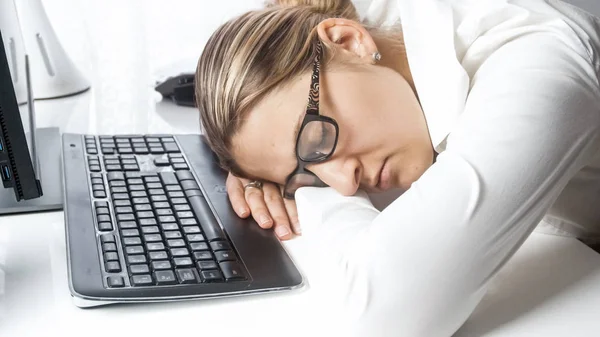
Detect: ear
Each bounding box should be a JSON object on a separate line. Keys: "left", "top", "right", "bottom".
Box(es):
{"left": 316, "top": 18, "right": 379, "bottom": 64}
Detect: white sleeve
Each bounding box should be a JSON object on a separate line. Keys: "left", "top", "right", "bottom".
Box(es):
{"left": 294, "top": 33, "right": 600, "bottom": 336}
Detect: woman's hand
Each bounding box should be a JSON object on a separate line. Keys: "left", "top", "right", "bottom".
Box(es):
{"left": 226, "top": 172, "right": 300, "bottom": 240}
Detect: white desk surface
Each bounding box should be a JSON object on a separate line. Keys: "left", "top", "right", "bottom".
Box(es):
{"left": 2, "top": 1, "right": 600, "bottom": 336}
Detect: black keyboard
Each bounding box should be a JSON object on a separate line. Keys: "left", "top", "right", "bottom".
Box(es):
{"left": 83, "top": 135, "right": 247, "bottom": 289}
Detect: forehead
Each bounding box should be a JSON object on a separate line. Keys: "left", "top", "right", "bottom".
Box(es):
{"left": 232, "top": 76, "right": 309, "bottom": 183}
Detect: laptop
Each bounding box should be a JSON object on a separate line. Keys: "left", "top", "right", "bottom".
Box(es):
{"left": 0, "top": 30, "right": 304, "bottom": 308}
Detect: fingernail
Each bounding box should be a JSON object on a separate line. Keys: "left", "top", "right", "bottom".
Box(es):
{"left": 275, "top": 226, "right": 290, "bottom": 238}
{"left": 260, "top": 215, "right": 271, "bottom": 226}
{"left": 293, "top": 223, "right": 302, "bottom": 235}
{"left": 239, "top": 208, "right": 249, "bottom": 217}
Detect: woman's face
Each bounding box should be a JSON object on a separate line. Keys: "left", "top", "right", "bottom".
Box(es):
{"left": 232, "top": 60, "right": 434, "bottom": 196}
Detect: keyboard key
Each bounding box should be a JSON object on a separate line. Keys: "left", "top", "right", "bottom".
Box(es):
{"left": 133, "top": 147, "right": 149, "bottom": 154}
{"left": 98, "top": 222, "right": 113, "bottom": 231}
{"left": 214, "top": 251, "right": 236, "bottom": 262}
{"left": 177, "top": 211, "right": 194, "bottom": 219}
{"left": 161, "top": 223, "right": 179, "bottom": 231}
{"left": 149, "top": 147, "right": 165, "bottom": 154}
{"left": 115, "top": 206, "right": 134, "bottom": 214}
{"left": 187, "top": 234, "right": 205, "bottom": 242}
{"left": 125, "top": 246, "right": 145, "bottom": 255}
{"left": 170, "top": 158, "right": 185, "bottom": 164}
{"left": 220, "top": 261, "right": 246, "bottom": 281}
{"left": 154, "top": 270, "right": 177, "bottom": 285}
{"left": 123, "top": 237, "right": 142, "bottom": 245}
{"left": 175, "top": 171, "right": 195, "bottom": 182}
{"left": 167, "top": 191, "right": 185, "bottom": 198}
{"left": 145, "top": 176, "right": 161, "bottom": 183}
{"left": 133, "top": 198, "right": 150, "bottom": 204}
{"left": 193, "top": 251, "right": 212, "bottom": 260}
{"left": 147, "top": 142, "right": 161, "bottom": 148}
{"left": 119, "top": 221, "right": 137, "bottom": 229}
{"left": 112, "top": 193, "right": 129, "bottom": 200}
{"left": 139, "top": 218, "right": 158, "bottom": 226}
{"left": 158, "top": 216, "right": 176, "bottom": 223}
{"left": 180, "top": 218, "right": 198, "bottom": 226}
{"left": 210, "top": 241, "right": 231, "bottom": 251}
{"left": 174, "top": 204, "right": 191, "bottom": 212}
{"left": 148, "top": 188, "right": 165, "bottom": 195}
{"left": 131, "top": 274, "right": 153, "bottom": 286}
{"left": 103, "top": 243, "right": 117, "bottom": 252}
{"left": 149, "top": 252, "right": 169, "bottom": 261}
{"left": 156, "top": 208, "right": 173, "bottom": 216}
{"left": 173, "top": 257, "right": 193, "bottom": 267}
{"left": 173, "top": 164, "right": 189, "bottom": 170}
{"left": 127, "top": 178, "right": 144, "bottom": 185}
{"left": 92, "top": 184, "right": 105, "bottom": 192}
{"left": 110, "top": 181, "right": 126, "bottom": 187}
{"left": 183, "top": 226, "right": 201, "bottom": 234}
{"left": 153, "top": 158, "right": 170, "bottom": 167}
{"left": 122, "top": 229, "right": 140, "bottom": 237}
{"left": 170, "top": 248, "right": 189, "bottom": 257}
{"left": 146, "top": 242, "right": 165, "bottom": 251}
{"left": 190, "top": 242, "right": 209, "bottom": 251}
{"left": 151, "top": 195, "right": 168, "bottom": 202}
{"left": 105, "top": 165, "right": 122, "bottom": 171}
{"left": 151, "top": 260, "right": 172, "bottom": 270}
{"left": 197, "top": 261, "right": 218, "bottom": 271}
{"left": 129, "top": 185, "right": 145, "bottom": 191}
{"left": 176, "top": 269, "right": 197, "bottom": 284}
{"left": 159, "top": 172, "right": 178, "bottom": 185}
{"left": 105, "top": 261, "right": 121, "bottom": 272}
{"left": 107, "top": 172, "right": 125, "bottom": 181}
{"left": 117, "top": 214, "right": 135, "bottom": 222}
{"left": 114, "top": 200, "right": 132, "bottom": 207}
{"left": 127, "top": 255, "right": 147, "bottom": 264}
{"left": 164, "top": 231, "right": 182, "bottom": 239}
{"left": 180, "top": 180, "right": 200, "bottom": 191}
{"left": 134, "top": 204, "right": 152, "bottom": 211}
{"left": 104, "top": 252, "right": 119, "bottom": 262}
{"left": 200, "top": 270, "right": 223, "bottom": 282}
{"left": 185, "top": 190, "right": 203, "bottom": 198}
{"left": 96, "top": 215, "right": 111, "bottom": 224}
{"left": 163, "top": 142, "right": 180, "bottom": 153}
{"left": 141, "top": 226, "right": 160, "bottom": 234}
{"left": 93, "top": 191, "right": 107, "bottom": 198}
{"left": 130, "top": 191, "right": 148, "bottom": 198}
{"left": 166, "top": 185, "right": 182, "bottom": 192}
{"left": 102, "top": 147, "right": 115, "bottom": 155}
{"left": 91, "top": 178, "right": 104, "bottom": 185}
{"left": 146, "top": 183, "right": 162, "bottom": 189}
{"left": 188, "top": 195, "right": 226, "bottom": 241}
{"left": 144, "top": 234, "right": 162, "bottom": 242}
{"left": 136, "top": 211, "right": 155, "bottom": 218}
{"left": 107, "top": 276, "right": 124, "bottom": 288}
{"left": 153, "top": 202, "right": 171, "bottom": 209}
{"left": 100, "top": 234, "right": 115, "bottom": 243}
{"left": 130, "top": 264, "right": 150, "bottom": 275}
{"left": 167, "top": 239, "right": 186, "bottom": 248}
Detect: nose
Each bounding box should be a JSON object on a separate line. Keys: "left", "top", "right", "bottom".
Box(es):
{"left": 307, "top": 156, "right": 362, "bottom": 196}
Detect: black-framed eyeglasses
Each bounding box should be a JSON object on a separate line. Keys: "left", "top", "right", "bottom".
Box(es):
{"left": 282, "top": 41, "right": 339, "bottom": 199}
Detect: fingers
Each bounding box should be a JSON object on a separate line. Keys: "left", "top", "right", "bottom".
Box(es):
{"left": 244, "top": 183, "right": 274, "bottom": 229}
{"left": 263, "top": 183, "right": 293, "bottom": 240}
{"left": 226, "top": 172, "right": 250, "bottom": 218}
{"left": 283, "top": 198, "right": 301, "bottom": 235}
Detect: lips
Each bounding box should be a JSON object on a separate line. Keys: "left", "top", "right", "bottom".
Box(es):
{"left": 375, "top": 158, "right": 391, "bottom": 191}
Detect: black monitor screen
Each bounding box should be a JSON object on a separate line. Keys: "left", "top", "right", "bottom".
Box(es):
{"left": 0, "top": 29, "right": 42, "bottom": 201}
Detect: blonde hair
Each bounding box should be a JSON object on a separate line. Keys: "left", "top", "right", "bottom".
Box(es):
{"left": 195, "top": 0, "right": 404, "bottom": 178}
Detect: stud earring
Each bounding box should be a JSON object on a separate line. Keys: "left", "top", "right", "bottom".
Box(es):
{"left": 372, "top": 51, "right": 382, "bottom": 62}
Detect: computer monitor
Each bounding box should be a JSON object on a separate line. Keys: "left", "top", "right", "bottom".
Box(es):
{"left": 0, "top": 29, "right": 42, "bottom": 201}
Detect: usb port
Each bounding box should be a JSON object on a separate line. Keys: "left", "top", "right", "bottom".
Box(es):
{"left": 1, "top": 165, "right": 10, "bottom": 181}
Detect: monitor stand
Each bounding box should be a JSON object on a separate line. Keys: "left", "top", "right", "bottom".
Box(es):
{"left": 0, "top": 127, "right": 62, "bottom": 214}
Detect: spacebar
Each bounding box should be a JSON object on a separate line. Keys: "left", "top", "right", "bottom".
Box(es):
{"left": 188, "top": 195, "right": 226, "bottom": 241}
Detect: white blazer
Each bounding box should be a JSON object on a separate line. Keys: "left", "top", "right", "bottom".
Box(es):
{"left": 294, "top": 1, "right": 600, "bottom": 336}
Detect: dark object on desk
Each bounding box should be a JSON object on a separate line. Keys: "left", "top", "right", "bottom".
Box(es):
{"left": 155, "top": 73, "right": 196, "bottom": 107}
{"left": 62, "top": 133, "right": 304, "bottom": 307}
{"left": 0, "top": 30, "right": 43, "bottom": 202}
